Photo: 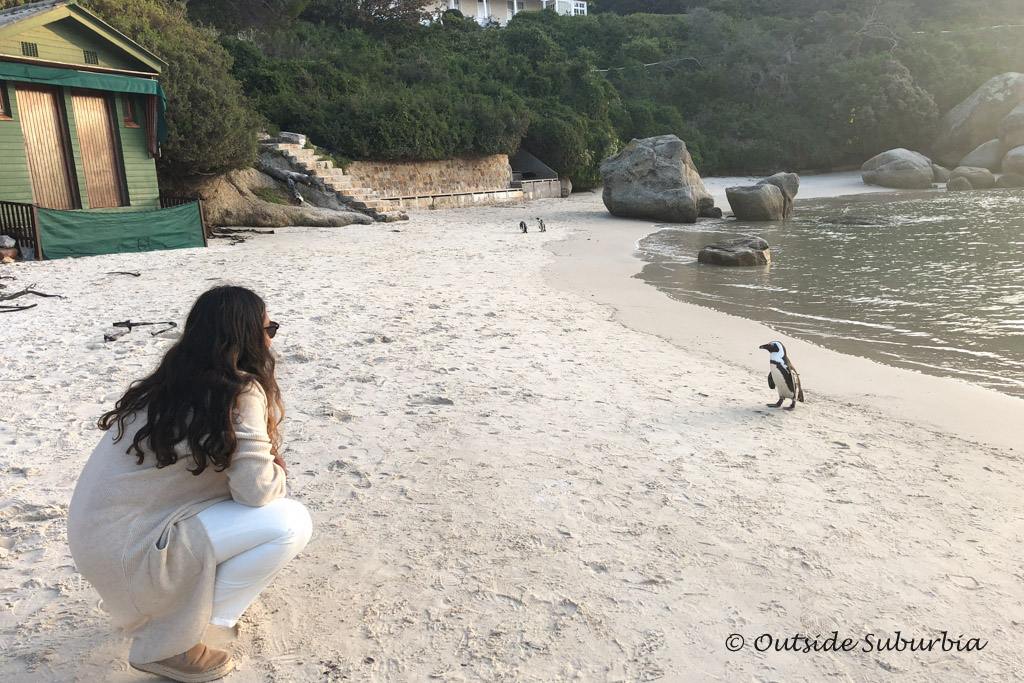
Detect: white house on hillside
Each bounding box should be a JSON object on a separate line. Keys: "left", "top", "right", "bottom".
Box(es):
{"left": 433, "top": 0, "right": 588, "bottom": 27}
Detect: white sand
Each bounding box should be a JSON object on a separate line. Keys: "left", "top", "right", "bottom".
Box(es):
{"left": 1, "top": 174, "right": 1021, "bottom": 681}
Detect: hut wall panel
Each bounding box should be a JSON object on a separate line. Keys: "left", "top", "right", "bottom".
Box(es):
{"left": 71, "top": 90, "right": 126, "bottom": 208}
{"left": 115, "top": 96, "right": 159, "bottom": 209}
{"left": 0, "top": 20, "right": 145, "bottom": 72}
{"left": 0, "top": 85, "right": 40, "bottom": 204}
{"left": 16, "top": 84, "right": 78, "bottom": 209}
{"left": 61, "top": 88, "right": 90, "bottom": 210}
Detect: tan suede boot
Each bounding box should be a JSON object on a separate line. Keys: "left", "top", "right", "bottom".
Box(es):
{"left": 130, "top": 642, "right": 233, "bottom": 682}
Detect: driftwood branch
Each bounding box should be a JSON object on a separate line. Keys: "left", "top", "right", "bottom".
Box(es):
{"left": 0, "top": 303, "right": 37, "bottom": 313}
{"left": 0, "top": 285, "right": 63, "bottom": 302}
{"left": 256, "top": 160, "right": 319, "bottom": 188}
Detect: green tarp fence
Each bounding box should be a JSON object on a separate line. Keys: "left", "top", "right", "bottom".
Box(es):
{"left": 0, "top": 61, "right": 167, "bottom": 142}
{"left": 37, "top": 202, "right": 204, "bottom": 260}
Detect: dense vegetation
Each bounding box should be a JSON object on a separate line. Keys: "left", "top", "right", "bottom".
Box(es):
{"left": 213, "top": 1, "right": 1024, "bottom": 187}
{"left": 4, "top": 0, "right": 1022, "bottom": 186}
{"left": 76, "top": 0, "right": 262, "bottom": 178}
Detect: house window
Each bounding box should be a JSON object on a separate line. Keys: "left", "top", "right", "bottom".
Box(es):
{"left": 450, "top": 0, "right": 461, "bottom": 9}
{"left": 506, "top": 0, "right": 524, "bottom": 11}
{"left": 0, "top": 82, "right": 12, "bottom": 121}
{"left": 573, "top": 1, "right": 587, "bottom": 15}
{"left": 122, "top": 94, "right": 140, "bottom": 128}
{"left": 83, "top": 50, "right": 99, "bottom": 65}
{"left": 21, "top": 42, "right": 38, "bottom": 57}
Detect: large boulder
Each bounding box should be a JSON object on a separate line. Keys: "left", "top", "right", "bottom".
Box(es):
{"left": 932, "top": 73, "right": 1024, "bottom": 167}
{"left": 167, "top": 167, "right": 375, "bottom": 228}
{"left": 998, "top": 101, "right": 1024, "bottom": 150}
{"left": 1002, "top": 146, "right": 1024, "bottom": 175}
{"left": 931, "top": 164, "right": 951, "bottom": 183}
{"left": 959, "top": 139, "right": 1005, "bottom": 172}
{"left": 949, "top": 166, "right": 996, "bottom": 189}
{"left": 758, "top": 172, "right": 800, "bottom": 218}
{"left": 861, "top": 149, "right": 934, "bottom": 189}
{"left": 947, "top": 176, "right": 973, "bottom": 192}
{"left": 698, "top": 237, "right": 770, "bottom": 266}
{"left": 726, "top": 184, "right": 786, "bottom": 221}
{"left": 995, "top": 173, "right": 1024, "bottom": 189}
{"left": 601, "top": 135, "right": 714, "bottom": 223}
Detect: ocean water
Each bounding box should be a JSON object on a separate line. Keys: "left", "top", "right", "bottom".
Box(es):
{"left": 635, "top": 189, "right": 1024, "bottom": 397}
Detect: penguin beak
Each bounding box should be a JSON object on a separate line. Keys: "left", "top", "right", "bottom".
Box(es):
{"left": 759, "top": 343, "right": 771, "bottom": 351}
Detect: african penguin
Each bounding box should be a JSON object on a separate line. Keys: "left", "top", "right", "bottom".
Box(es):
{"left": 537, "top": 217, "right": 546, "bottom": 232}
{"left": 519, "top": 220, "right": 528, "bottom": 233}
{"left": 759, "top": 341, "right": 805, "bottom": 410}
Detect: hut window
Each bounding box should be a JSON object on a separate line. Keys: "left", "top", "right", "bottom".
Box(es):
{"left": 21, "top": 42, "right": 39, "bottom": 58}
{"left": 0, "top": 82, "right": 11, "bottom": 121}
{"left": 84, "top": 50, "right": 99, "bottom": 65}
{"left": 122, "top": 94, "right": 140, "bottom": 128}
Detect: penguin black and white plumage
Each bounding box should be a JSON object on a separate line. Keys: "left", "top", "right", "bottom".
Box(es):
{"left": 759, "top": 341, "right": 805, "bottom": 410}
{"left": 537, "top": 217, "right": 546, "bottom": 232}
{"left": 519, "top": 220, "right": 528, "bottom": 233}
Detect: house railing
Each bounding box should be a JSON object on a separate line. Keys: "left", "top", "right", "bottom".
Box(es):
{"left": 0, "top": 200, "right": 41, "bottom": 260}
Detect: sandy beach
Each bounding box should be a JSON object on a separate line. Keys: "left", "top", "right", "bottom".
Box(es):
{"left": 2, "top": 174, "right": 1023, "bottom": 682}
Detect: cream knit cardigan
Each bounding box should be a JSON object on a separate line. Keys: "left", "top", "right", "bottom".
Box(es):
{"left": 68, "top": 382, "right": 287, "bottom": 664}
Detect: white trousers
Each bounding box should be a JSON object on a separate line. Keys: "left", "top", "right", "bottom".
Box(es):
{"left": 197, "top": 498, "right": 312, "bottom": 627}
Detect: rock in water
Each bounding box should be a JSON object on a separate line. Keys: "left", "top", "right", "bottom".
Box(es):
{"left": 959, "top": 139, "right": 1005, "bottom": 172}
{"left": 1002, "top": 146, "right": 1024, "bottom": 175}
{"left": 861, "top": 149, "right": 935, "bottom": 189}
{"left": 726, "top": 184, "right": 786, "bottom": 221}
{"left": 698, "top": 237, "right": 771, "bottom": 266}
{"left": 999, "top": 101, "right": 1024, "bottom": 150}
{"left": 932, "top": 72, "right": 1024, "bottom": 167}
{"left": 757, "top": 172, "right": 800, "bottom": 218}
{"left": 947, "top": 176, "right": 973, "bottom": 192}
{"left": 931, "top": 164, "right": 951, "bottom": 183}
{"left": 995, "top": 173, "right": 1024, "bottom": 189}
{"left": 949, "top": 166, "right": 996, "bottom": 189}
{"left": 601, "top": 135, "right": 714, "bottom": 223}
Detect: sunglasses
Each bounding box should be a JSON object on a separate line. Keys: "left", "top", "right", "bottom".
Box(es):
{"left": 264, "top": 321, "right": 280, "bottom": 339}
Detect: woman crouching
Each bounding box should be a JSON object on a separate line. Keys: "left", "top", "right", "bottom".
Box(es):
{"left": 68, "top": 286, "right": 312, "bottom": 682}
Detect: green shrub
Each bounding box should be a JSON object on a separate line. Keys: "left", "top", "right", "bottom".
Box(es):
{"left": 81, "top": 0, "right": 261, "bottom": 180}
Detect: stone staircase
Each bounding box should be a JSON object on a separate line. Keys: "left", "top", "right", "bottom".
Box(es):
{"left": 260, "top": 138, "right": 406, "bottom": 221}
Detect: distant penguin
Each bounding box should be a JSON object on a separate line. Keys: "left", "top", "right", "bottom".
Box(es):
{"left": 759, "top": 341, "right": 805, "bottom": 410}
{"left": 519, "top": 220, "right": 528, "bottom": 233}
{"left": 537, "top": 217, "right": 546, "bottom": 232}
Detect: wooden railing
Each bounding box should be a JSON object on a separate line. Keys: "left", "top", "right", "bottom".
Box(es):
{"left": 0, "top": 200, "right": 41, "bottom": 260}
{"left": 159, "top": 195, "right": 196, "bottom": 209}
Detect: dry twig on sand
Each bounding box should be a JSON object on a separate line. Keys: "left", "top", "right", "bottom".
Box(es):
{"left": 0, "top": 303, "right": 37, "bottom": 313}
{"left": 0, "top": 285, "right": 63, "bottom": 302}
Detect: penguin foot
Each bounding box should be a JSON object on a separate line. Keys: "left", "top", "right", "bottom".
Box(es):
{"left": 784, "top": 400, "right": 797, "bottom": 410}
{"left": 767, "top": 399, "right": 784, "bottom": 408}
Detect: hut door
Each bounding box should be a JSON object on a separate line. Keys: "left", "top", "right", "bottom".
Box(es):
{"left": 16, "top": 84, "right": 79, "bottom": 210}
{"left": 71, "top": 89, "right": 127, "bottom": 209}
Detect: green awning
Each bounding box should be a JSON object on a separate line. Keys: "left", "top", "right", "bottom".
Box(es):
{"left": 0, "top": 61, "right": 167, "bottom": 142}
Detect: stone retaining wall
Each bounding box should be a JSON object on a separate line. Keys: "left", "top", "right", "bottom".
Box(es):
{"left": 345, "top": 155, "right": 513, "bottom": 199}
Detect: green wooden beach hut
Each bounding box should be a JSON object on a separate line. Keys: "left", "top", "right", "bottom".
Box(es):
{"left": 0, "top": 0, "right": 204, "bottom": 260}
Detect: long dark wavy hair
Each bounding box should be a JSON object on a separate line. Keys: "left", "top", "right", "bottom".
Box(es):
{"left": 98, "top": 286, "right": 284, "bottom": 475}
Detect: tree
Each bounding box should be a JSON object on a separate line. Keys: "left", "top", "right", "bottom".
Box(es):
{"left": 80, "top": 0, "right": 261, "bottom": 179}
